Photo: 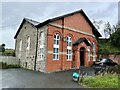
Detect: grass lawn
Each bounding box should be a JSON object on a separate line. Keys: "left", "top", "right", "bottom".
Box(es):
{"left": 80, "top": 74, "right": 119, "bottom": 88}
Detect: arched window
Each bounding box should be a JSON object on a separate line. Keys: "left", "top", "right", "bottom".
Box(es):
{"left": 40, "top": 32, "right": 44, "bottom": 60}
{"left": 27, "top": 36, "right": 30, "bottom": 50}
{"left": 40, "top": 32, "right": 44, "bottom": 46}
{"left": 66, "top": 36, "right": 72, "bottom": 60}
{"left": 19, "top": 39, "right": 22, "bottom": 51}
{"left": 92, "top": 42, "right": 96, "bottom": 61}
{"left": 53, "top": 34, "right": 60, "bottom": 60}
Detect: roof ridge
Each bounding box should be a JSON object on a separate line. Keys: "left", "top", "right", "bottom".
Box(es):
{"left": 24, "top": 18, "right": 40, "bottom": 23}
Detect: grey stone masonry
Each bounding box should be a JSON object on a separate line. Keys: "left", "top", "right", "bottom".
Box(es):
{"left": 15, "top": 21, "right": 37, "bottom": 70}
{"left": 0, "top": 56, "right": 19, "bottom": 65}
{"left": 36, "top": 25, "right": 48, "bottom": 72}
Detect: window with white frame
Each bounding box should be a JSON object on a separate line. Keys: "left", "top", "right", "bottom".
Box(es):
{"left": 53, "top": 34, "right": 60, "bottom": 60}
{"left": 40, "top": 32, "right": 44, "bottom": 60}
{"left": 87, "top": 46, "right": 90, "bottom": 61}
{"left": 27, "top": 36, "right": 30, "bottom": 50}
{"left": 66, "top": 36, "right": 72, "bottom": 60}
{"left": 92, "top": 42, "right": 96, "bottom": 61}
{"left": 19, "top": 39, "right": 22, "bottom": 51}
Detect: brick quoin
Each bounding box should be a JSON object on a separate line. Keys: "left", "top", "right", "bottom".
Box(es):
{"left": 46, "top": 13, "right": 99, "bottom": 73}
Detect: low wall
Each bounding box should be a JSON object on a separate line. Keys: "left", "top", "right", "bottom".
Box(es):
{"left": 99, "top": 54, "right": 120, "bottom": 65}
{"left": 0, "top": 56, "right": 19, "bottom": 65}
{"left": 108, "top": 54, "right": 120, "bottom": 64}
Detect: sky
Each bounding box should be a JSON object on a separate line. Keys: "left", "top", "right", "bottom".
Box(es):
{"left": 0, "top": 1, "right": 119, "bottom": 49}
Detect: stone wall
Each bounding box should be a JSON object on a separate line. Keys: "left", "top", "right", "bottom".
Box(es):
{"left": 0, "top": 56, "right": 19, "bottom": 65}
{"left": 36, "top": 25, "right": 48, "bottom": 72}
{"left": 15, "top": 21, "right": 37, "bottom": 70}
{"left": 109, "top": 54, "right": 120, "bottom": 64}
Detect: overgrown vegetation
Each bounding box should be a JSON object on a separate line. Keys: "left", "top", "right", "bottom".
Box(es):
{"left": 110, "top": 28, "right": 120, "bottom": 48}
{"left": 0, "top": 62, "right": 20, "bottom": 69}
{"left": 2, "top": 49, "right": 15, "bottom": 56}
{"left": 98, "top": 41, "right": 120, "bottom": 55}
{"left": 98, "top": 29, "right": 120, "bottom": 55}
{"left": 79, "top": 74, "right": 119, "bottom": 88}
{"left": 79, "top": 65, "right": 120, "bottom": 88}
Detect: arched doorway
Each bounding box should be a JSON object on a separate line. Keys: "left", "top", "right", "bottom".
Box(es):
{"left": 80, "top": 47, "right": 85, "bottom": 66}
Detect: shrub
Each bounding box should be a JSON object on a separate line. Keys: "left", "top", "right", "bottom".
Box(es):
{"left": 0, "top": 62, "right": 8, "bottom": 69}
{"left": 80, "top": 74, "right": 118, "bottom": 88}
{"left": 7, "top": 64, "right": 20, "bottom": 68}
{"left": 0, "top": 62, "right": 20, "bottom": 69}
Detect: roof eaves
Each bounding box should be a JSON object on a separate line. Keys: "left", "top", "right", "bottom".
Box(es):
{"left": 14, "top": 18, "right": 40, "bottom": 39}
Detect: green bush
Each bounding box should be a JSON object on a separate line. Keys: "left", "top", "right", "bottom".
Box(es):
{"left": 7, "top": 64, "right": 20, "bottom": 68}
{"left": 0, "top": 62, "right": 20, "bottom": 69}
{"left": 0, "top": 62, "right": 8, "bottom": 69}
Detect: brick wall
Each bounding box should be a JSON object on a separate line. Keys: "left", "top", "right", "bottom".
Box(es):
{"left": 46, "top": 13, "right": 98, "bottom": 72}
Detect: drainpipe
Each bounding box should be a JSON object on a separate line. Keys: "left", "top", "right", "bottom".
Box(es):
{"left": 61, "top": 17, "right": 64, "bottom": 70}
{"left": 34, "top": 27, "right": 38, "bottom": 71}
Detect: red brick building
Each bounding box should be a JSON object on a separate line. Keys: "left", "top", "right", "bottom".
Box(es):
{"left": 15, "top": 9, "right": 101, "bottom": 73}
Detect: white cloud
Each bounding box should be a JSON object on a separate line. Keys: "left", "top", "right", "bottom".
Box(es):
{"left": 1, "top": 2, "right": 118, "bottom": 48}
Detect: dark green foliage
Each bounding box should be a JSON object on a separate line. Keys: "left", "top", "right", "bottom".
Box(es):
{"left": 0, "top": 62, "right": 8, "bottom": 69}
{"left": 0, "top": 62, "right": 20, "bottom": 69}
{"left": 98, "top": 38, "right": 120, "bottom": 55}
{"left": 110, "top": 29, "right": 120, "bottom": 48}
{"left": 0, "top": 43, "right": 5, "bottom": 53}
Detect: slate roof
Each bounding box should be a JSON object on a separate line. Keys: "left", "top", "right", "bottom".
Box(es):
{"left": 24, "top": 18, "right": 39, "bottom": 26}
{"left": 73, "top": 38, "right": 91, "bottom": 46}
{"left": 14, "top": 18, "right": 40, "bottom": 39}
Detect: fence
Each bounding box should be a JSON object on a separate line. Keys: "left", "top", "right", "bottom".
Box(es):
{"left": 0, "top": 56, "right": 19, "bottom": 65}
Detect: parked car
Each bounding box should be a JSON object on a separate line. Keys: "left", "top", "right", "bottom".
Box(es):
{"left": 99, "top": 58, "right": 118, "bottom": 66}
{"left": 93, "top": 59, "right": 102, "bottom": 65}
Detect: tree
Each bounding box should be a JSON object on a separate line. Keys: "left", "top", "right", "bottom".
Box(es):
{"left": 93, "top": 19, "right": 104, "bottom": 30}
{"left": 0, "top": 43, "right": 5, "bottom": 53}
{"left": 104, "top": 22, "right": 113, "bottom": 37}
{"left": 110, "top": 28, "right": 120, "bottom": 48}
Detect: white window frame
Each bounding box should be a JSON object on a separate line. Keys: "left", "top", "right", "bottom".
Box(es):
{"left": 92, "top": 42, "right": 96, "bottom": 61}
{"left": 53, "top": 34, "right": 60, "bottom": 60}
{"left": 87, "top": 46, "right": 90, "bottom": 61}
{"left": 19, "top": 39, "right": 22, "bottom": 51}
{"left": 66, "top": 36, "right": 72, "bottom": 60}
{"left": 40, "top": 32, "right": 44, "bottom": 60}
{"left": 27, "top": 36, "right": 30, "bottom": 50}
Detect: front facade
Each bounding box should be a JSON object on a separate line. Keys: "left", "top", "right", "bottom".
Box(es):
{"left": 14, "top": 9, "right": 101, "bottom": 73}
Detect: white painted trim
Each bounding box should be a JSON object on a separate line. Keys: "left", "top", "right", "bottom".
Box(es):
{"left": 49, "top": 23, "right": 95, "bottom": 37}
{"left": 48, "top": 51, "right": 67, "bottom": 55}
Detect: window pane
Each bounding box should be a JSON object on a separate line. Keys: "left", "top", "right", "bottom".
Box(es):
{"left": 56, "top": 48, "right": 58, "bottom": 53}
{"left": 57, "top": 54, "right": 59, "bottom": 59}
{"left": 53, "top": 48, "right": 55, "bottom": 53}
{"left": 57, "top": 35, "right": 59, "bottom": 39}
{"left": 53, "top": 54, "right": 55, "bottom": 59}
{"left": 54, "top": 35, "right": 56, "bottom": 39}
{"left": 56, "top": 40, "right": 59, "bottom": 45}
